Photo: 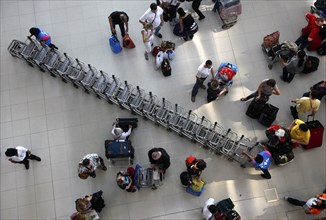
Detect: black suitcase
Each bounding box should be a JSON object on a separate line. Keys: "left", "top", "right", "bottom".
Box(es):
{"left": 105, "top": 140, "right": 134, "bottom": 160}
{"left": 245, "top": 99, "right": 265, "bottom": 119}
{"left": 161, "top": 59, "right": 172, "bottom": 77}
{"left": 258, "top": 103, "right": 279, "bottom": 127}
{"left": 116, "top": 118, "right": 138, "bottom": 132}
{"left": 302, "top": 56, "right": 320, "bottom": 73}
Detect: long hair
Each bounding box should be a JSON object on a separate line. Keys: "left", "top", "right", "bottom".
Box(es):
{"left": 297, "top": 50, "right": 306, "bottom": 67}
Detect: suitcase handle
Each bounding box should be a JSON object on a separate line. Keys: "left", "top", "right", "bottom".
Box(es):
{"left": 306, "top": 115, "right": 315, "bottom": 122}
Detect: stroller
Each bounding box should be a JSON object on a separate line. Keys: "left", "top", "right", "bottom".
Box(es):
{"left": 214, "top": 198, "right": 241, "bottom": 220}
{"left": 261, "top": 31, "right": 298, "bottom": 69}
{"left": 213, "top": 0, "right": 242, "bottom": 29}
{"left": 134, "top": 164, "right": 163, "bottom": 190}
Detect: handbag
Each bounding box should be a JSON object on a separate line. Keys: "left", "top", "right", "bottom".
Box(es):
{"left": 109, "top": 35, "right": 123, "bottom": 54}
{"left": 123, "top": 34, "right": 135, "bottom": 49}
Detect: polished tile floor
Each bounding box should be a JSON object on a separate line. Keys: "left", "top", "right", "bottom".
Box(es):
{"left": 0, "top": 0, "right": 325, "bottom": 219}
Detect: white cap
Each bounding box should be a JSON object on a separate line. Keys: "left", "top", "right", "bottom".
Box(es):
{"left": 275, "top": 129, "right": 285, "bottom": 137}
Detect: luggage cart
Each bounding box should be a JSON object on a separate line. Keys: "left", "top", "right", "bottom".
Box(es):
{"left": 31, "top": 45, "right": 50, "bottom": 71}
{"left": 115, "top": 81, "right": 133, "bottom": 109}
{"left": 175, "top": 110, "right": 198, "bottom": 138}
{"left": 140, "top": 92, "right": 158, "bottom": 120}
{"left": 92, "top": 70, "right": 110, "bottom": 99}
{"left": 209, "top": 128, "right": 231, "bottom": 154}
{"left": 52, "top": 53, "right": 76, "bottom": 82}
{"left": 134, "top": 164, "right": 162, "bottom": 190}
{"left": 240, "top": 142, "right": 264, "bottom": 167}
{"left": 20, "top": 37, "right": 42, "bottom": 67}
{"left": 221, "top": 130, "right": 238, "bottom": 156}
{"left": 80, "top": 64, "right": 98, "bottom": 94}
{"left": 166, "top": 104, "right": 185, "bottom": 132}
{"left": 104, "top": 75, "right": 121, "bottom": 104}
{"left": 214, "top": 0, "right": 242, "bottom": 29}
{"left": 154, "top": 98, "right": 172, "bottom": 126}
{"left": 66, "top": 58, "right": 86, "bottom": 88}
{"left": 126, "top": 86, "right": 145, "bottom": 115}
{"left": 8, "top": 39, "right": 26, "bottom": 58}
{"left": 40, "top": 49, "right": 60, "bottom": 76}
{"left": 194, "top": 116, "right": 212, "bottom": 145}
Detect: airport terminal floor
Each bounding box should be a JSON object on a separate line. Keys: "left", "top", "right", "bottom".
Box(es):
{"left": 0, "top": 0, "right": 325, "bottom": 219}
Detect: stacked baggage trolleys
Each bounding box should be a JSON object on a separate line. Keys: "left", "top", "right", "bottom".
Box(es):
{"left": 8, "top": 37, "right": 259, "bottom": 165}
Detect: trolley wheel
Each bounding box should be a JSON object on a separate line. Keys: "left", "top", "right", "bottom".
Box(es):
{"left": 73, "top": 84, "right": 79, "bottom": 89}
{"left": 107, "top": 99, "right": 113, "bottom": 104}
{"left": 131, "top": 111, "right": 136, "bottom": 115}
{"left": 27, "top": 62, "right": 34, "bottom": 67}
{"left": 215, "top": 151, "right": 222, "bottom": 156}
{"left": 152, "top": 185, "right": 157, "bottom": 190}
{"left": 202, "top": 145, "right": 209, "bottom": 149}
{"left": 240, "top": 164, "right": 246, "bottom": 168}
{"left": 178, "top": 133, "right": 184, "bottom": 137}
{"left": 50, "top": 73, "right": 57, "bottom": 77}
{"left": 268, "top": 64, "right": 272, "bottom": 70}
{"left": 39, "top": 67, "right": 45, "bottom": 72}
{"left": 191, "top": 139, "right": 196, "bottom": 143}
{"left": 62, "top": 78, "right": 67, "bottom": 83}
{"left": 96, "top": 94, "right": 101, "bottom": 99}
{"left": 228, "top": 158, "right": 234, "bottom": 162}
{"left": 167, "top": 127, "right": 172, "bottom": 132}
{"left": 130, "top": 159, "right": 133, "bottom": 165}
{"left": 84, "top": 89, "right": 90, "bottom": 94}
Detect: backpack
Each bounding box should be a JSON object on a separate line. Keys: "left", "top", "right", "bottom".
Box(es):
{"left": 180, "top": 171, "right": 192, "bottom": 186}
{"left": 161, "top": 40, "right": 175, "bottom": 51}
{"left": 161, "top": 59, "right": 171, "bottom": 76}
{"left": 218, "top": 66, "right": 236, "bottom": 82}
{"left": 263, "top": 31, "right": 280, "bottom": 49}
{"left": 122, "top": 34, "right": 135, "bottom": 49}
{"left": 163, "top": 50, "right": 176, "bottom": 60}
{"left": 185, "top": 155, "right": 196, "bottom": 167}
{"left": 152, "top": 46, "right": 163, "bottom": 57}
{"left": 109, "top": 35, "right": 122, "bottom": 54}
{"left": 302, "top": 56, "right": 320, "bottom": 74}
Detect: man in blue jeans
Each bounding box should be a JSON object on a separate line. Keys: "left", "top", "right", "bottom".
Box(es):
{"left": 191, "top": 60, "right": 215, "bottom": 102}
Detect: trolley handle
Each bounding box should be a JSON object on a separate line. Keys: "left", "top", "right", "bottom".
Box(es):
{"left": 223, "top": 128, "right": 231, "bottom": 138}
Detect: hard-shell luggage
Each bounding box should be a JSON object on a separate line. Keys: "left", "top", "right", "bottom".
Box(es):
{"left": 161, "top": 58, "right": 171, "bottom": 77}
{"left": 122, "top": 34, "right": 135, "bottom": 49}
{"left": 156, "top": 51, "right": 164, "bottom": 70}
{"left": 246, "top": 99, "right": 265, "bottom": 119}
{"left": 152, "top": 46, "right": 163, "bottom": 57}
{"left": 180, "top": 171, "right": 192, "bottom": 186}
{"left": 302, "top": 56, "right": 319, "bottom": 73}
{"left": 303, "top": 116, "right": 324, "bottom": 149}
{"left": 216, "top": 198, "right": 235, "bottom": 214}
{"left": 258, "top": 103, "right": 279, "bottom": 127}
{"left": 105, "top": 140, "right": 134, "bottom": 163}
{"left": 109, "top": 35, "right": 122, "bottom": 54}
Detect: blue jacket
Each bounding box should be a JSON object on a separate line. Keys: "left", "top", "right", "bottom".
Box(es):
{"left": 36, "top": 27, "right": 51, "bottom": 45}
{"left": 253, "top": 151, "right": 271, "bottom": 170}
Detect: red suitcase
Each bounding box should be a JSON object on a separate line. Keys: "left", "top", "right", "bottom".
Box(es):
{"left": 303, "top": 116, "right": 324, "bottom": 149}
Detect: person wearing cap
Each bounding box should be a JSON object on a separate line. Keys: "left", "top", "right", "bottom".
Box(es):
{"left": 112, "top": 121, "right": 132, "bottom": 141}
{"left": 202, "top": 198, "right": 218, "bottom": 220}
{"left": 287, "top": 119, "right": 311, "bottom": 147}
{"left": 285, "top": 193, "right": 326, "bottom": 215}
{"left": 108, "top": 11, "right": 129, "bottom": 37}
{"left": 148, "top": 147, "right": 170, "bottom": 173}
{"left": 242, "top": 145, "right": 272, "bottom": 179}
{"left": 290, "top": 90, "right": 321, "bottom": 120}
{"left": 139, "top": 3, "right": 164, "bottom": 38}
{"left": 5, "top": 146, "right": 41, "bottom": 170}
{"left": 240, "top": 79, "right": 280, "bottom": 103}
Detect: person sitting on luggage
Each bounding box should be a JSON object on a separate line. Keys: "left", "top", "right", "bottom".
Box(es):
{"left": 78, "top": 154, "right": 107, "bottom": 179}
{"left": 242, "top": 145, "right": 272, "bottom": 179}
{"left": 116, "top": 167, "right": 137, "bottom": 193}
{"left": 29, "top": 27, "right": 58, "bottom": 49}
{"left": 108, "top": 11, "right": 129, "bottom": 38}
{"left": 295, "top": 14, "right": 325, "bottom": 51}
{"left": 302, "top": 80, "right": 326, "bottom": 100}
{"left": 240, "top": 79, "right": 281, "bottom": 103}
{"left": 185, "top": 155, "right": 206, "bottom": 181}
{"left": 148, "top": 147, "right": 171, "bottom": 174}
{"left": 287, "top": 119, "right": 311, "bottom": 147}
{"left": 214, "top": 62, "right": 238, "bottom": 96}
{"left": 290, "top": 90, "right": 321, "bottom": 120}
{"left": 112, "top": 120, "right": 132, "bottom": 141}
{"left": 175, "top": 7, "right": 198, "bottom": 41}
{"left": 279, "top": 50, "right": 307, "bottom": 83}
{"left": 202, "top": 198, "right": 218, "bottom": 220}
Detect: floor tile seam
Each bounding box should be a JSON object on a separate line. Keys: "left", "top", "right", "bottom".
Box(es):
{"left": 143, "top": 207, "right": 201, "bottom": 220}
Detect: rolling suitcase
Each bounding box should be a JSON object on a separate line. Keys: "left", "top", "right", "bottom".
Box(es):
{"left": 245, "top": 99, "right": 265, "bottom": 119}
{"left": 302, "top": 56, "right": 319, "bottom": 74}
{"left": 258, "top": 103, "right": 279, "bottom": 127}
{"left": 303, "top": 116, "right": 324, "bottom": 149}
{"left": 105, "top": 140, "right": 134, "bottom": 164}
{"left": 116, "top": 118, "right": 138, "bottom": 131}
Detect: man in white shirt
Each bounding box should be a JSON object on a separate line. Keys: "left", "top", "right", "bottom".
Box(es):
{"left": 191, "top": 60, "right": 215, "bottom": 102}
{"left": 203, "top": 198, "right": 218, "bottom": 220}
{"left": 5, "top": 146, "right": 41, "bottom": 170}
{"left": 139, "top": 3, "right": 164, "bottom": 38}
{"left": 78, "top": 154, "right": 107, "bottom": 179}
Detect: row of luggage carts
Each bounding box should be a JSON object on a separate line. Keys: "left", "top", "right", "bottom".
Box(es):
{"left": 8, "top": 37, "right": 259, "bottom": 166}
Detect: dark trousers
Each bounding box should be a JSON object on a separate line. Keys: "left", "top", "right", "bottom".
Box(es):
{"left": 192, "top": 0, "right": 205, "bottom": 19}
{"left": 287, "top": 197, "right": 306, "bottom": 206}
{"left": 261, "top": 168, "right": 271, "bottom": 179}
{"left": 282, "top": 67, "right": 295, "bottom": 83}
{"left": 295, "top": 35, "right": 309, "bottom": 51}
{"left": 191, "top": 77, "right": 206, "bottom": 97}
{"left": 18, "top": 153, "right": 40, "bottom": 168}
{"left": 244, "top": 91, "right": 270, "bottom": 102}
{"left": 290, "top": 106, "right": 299, "bottom": 120}
{"left": 112, "top": 21, "right": 126, "bottom": 37}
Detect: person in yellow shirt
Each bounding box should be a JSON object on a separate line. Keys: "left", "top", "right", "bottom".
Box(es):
{"left": 290, "top": 90, "right": 320, "bottom": 119}
{"left": 287, "top": 119, "right": 311, "bottom": 147}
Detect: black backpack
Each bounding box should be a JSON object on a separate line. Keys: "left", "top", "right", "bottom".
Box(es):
{"left": 302, "top": 56, "right": 320, "bottom": 74}
{"left": 180, "top": 171, "right": 192, "bottom": 186}
{"left": 161, "top": 59, "right": 171, "bottom": 77}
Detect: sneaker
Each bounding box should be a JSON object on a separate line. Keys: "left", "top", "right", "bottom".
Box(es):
{"left": 24, "top": 162, "right": 30, "bottom": 170}
{"left": 102, "top": 166, "right": 107, "bottom": 171}
{"left": 240, "top": 98, "right": 247, "bottom": 102}
{"left": 201, "top": 84, "right": 206, "bottom": 89}
{"left": 156, "top": 33, "right": 163, "bottom": 38}
{"left": 191, "top": 96, "right": 196, "bottom": 102}
{"left": 199, "top": 16, "right": 205, "bottom": 20}
{"left": 35, "top": 156, "right": 41, "bottom": 162}
{"left": 144, "top": 53, "right": 149, "bottom": 60}
{"left": 260, "top": 174, "right": 271, "bottom": 179}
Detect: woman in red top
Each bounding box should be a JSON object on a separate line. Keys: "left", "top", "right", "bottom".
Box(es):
{"left": 295, "top": 14, "right": 325, "bottom": 51}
